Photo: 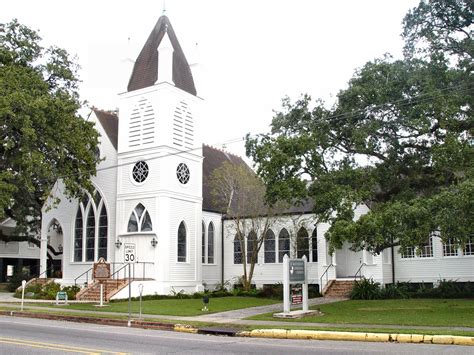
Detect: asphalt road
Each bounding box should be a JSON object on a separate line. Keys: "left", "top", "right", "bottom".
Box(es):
{"left": 0, "top": 316, "right": 471, "bottom": 355}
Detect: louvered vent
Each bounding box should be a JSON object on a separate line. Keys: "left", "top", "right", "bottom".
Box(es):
{"left": 128, "top": 97, "right": 155, "bottom": 148}
{"left": 172, "top": 101, "right": 193, "bottom": 149}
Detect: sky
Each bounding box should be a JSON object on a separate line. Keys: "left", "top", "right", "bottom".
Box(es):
{"left": 2, "top": 0, "right": 420, "bottom": 160}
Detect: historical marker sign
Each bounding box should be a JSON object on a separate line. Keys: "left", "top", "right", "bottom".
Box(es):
{"left": 93, "top": 257, "right": 110, "bottom": 280}
{"left": 289, "top": 259, "right": 305, "bottom": 283}
{"left": 291, "top": 284, "right": 303, "bottom": 305}
{"left": 124, "top": 243, "right": 136, "bottom": 263}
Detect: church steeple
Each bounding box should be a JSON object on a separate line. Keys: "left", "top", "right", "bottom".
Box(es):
{"left": 127, "top": 15, "right": 197, "bottom": 96}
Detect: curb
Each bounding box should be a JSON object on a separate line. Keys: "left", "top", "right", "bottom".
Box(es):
{"left": 238, "top": 329, "right": 474, "bottom": 346}
{"left": 2, "top": 311, "right": 472, "bottom": 346}
{"left": 0, "top": 310, "right": 175, "bottom": 331}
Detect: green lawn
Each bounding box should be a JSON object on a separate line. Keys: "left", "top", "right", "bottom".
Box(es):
{"left": 35, "top": 296, "right": 278, "bottom": 316}
{"left": 248, "top": 299, "right": 474, "bottom": 327}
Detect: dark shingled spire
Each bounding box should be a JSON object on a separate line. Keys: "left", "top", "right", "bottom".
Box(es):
{"left": 127, "top": 15, "right": 197, "bottom": 95}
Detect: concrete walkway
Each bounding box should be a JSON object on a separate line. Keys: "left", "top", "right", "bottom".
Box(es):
{"left": 1, "top": 293, "right": 473, "bottom": 332}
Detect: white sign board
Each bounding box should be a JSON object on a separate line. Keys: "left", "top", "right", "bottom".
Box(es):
{"left": 124, "top": 243, "right": 136, "bottom": 263}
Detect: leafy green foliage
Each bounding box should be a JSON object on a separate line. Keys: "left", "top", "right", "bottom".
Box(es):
{"left": 0, "top": 19, "right": 99, "bottom": 238}
{"left": 351, "top": 279, "right": 473, "bottom": 300}
{"left": 246, "top": 1, "right": 473, "bottom": 253}
{"left": 350, "top": 278, "right": 382, "bottom": 300}
{"left": 14, "top": 281, "right": 80, "bottom": 300}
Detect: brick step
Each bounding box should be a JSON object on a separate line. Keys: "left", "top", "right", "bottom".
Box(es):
{"left": 76, "top": 279, "right": 129, "bottom": 302}
{"left": 323, "top": 280, "right": 355, "bottom": 297}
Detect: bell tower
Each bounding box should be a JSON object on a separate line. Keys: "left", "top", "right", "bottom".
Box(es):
{"left": 116, "top": 15, "right": 203, "bottom": 294}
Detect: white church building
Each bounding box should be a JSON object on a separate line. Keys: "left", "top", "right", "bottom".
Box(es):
{"left": 22, "top": 15, "right": 472, "bottom": 298}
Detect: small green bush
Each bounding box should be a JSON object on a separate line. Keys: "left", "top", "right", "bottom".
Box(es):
{"left": 381, "top": 282, "right": 409, "bottom": 299}
{"left": 62, "top": 285, "right": 81, "bottom": 300}
{"left": 40, "top": 282, "right": 61, "bottom": 299}
{"left": 350, "top": 278, "right": 381, "bottom": 300}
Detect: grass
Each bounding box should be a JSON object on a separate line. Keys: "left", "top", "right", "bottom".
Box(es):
{"left": 248, "top": 299, "right": 474, "bottom": 327}
{"left": 1, "top": 304, "right": 473, "bottom": 338}
{"left": 20, "top": 296, "right": 279, "bottom": 316}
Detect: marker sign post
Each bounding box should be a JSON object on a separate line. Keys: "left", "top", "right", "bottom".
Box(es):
{"left": 283, "top": 254, "right": 308, "bottom": 313}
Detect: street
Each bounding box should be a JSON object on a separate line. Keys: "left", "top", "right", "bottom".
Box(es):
{"left": 0, "top": 316, "right": 470, "bottom": 354}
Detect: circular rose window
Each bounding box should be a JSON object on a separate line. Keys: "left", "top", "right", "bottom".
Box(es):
{"left": 176, "top": 163, "right": 190, "bottom": 184}
{"left": 132, "top": 161, "right": 149, "bottom": 183}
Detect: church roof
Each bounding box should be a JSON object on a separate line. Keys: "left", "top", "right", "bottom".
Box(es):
{"left": 127, "top": 15, "right": 197, "bottom": 95}
{"left": 202, "top": 145, "right": 250, "bottom": 213}
{"left": 93, "top": 109, "right": 119, "bottom": 149}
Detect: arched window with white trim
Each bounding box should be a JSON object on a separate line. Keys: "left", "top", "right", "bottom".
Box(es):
{"left": 234, "top": 235, "right": 242, "bottom": 264}
{"left": 127, "top": 203, "right": 152, "bottom": 232}
{"left": 201, "top": 221, "right": 206, "bottom": 263}
{"left": 264, "top": 229, "right": 276, "bottom": 263}
{"left": 296, "top": 227, "right": 309, "bottom": 259}
{"left": 177, "top": 221, "right": 187, "bottom": 262}
{"left": 311, "top": 228, "right": 318, "bottom": 262}
{"left": 73, "top": 189, "right": 108, "bottom": 262}
{"left": 247, "top": 231, "right": 257, "bottom": 264}
{"left": 208, "top": 222, "right": 214, "bottom": 264}
{"left": 278, "top": 228, "right": 290, "bottom": 262}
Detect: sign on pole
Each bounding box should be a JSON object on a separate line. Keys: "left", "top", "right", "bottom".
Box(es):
{"left": 289, "top": 260, "right": 305, "bottom": 283}
{"left": 283, "top": 255, "right": 308, "bottom": 313}
{"left": 93, "top": 257, "right": 111, "bottom": 280}
{"left": 124, "top": 243, "right": 136, "bottom": 263}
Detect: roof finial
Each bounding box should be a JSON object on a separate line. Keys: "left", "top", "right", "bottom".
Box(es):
{"left": 162, "top": 0, "right": 166, "bottom": 15}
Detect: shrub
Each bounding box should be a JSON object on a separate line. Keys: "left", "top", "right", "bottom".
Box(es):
{"left": 350, "top": 278, "right": 381, "bottom": 300}
{"left": 62, "top": 285, "right": 81, "bottom": 300}
{"left": 40, "top": 282, "right": 61, "bottom": 300}
{"left": 381, "top": 282, "right": 409, "bottom": 299}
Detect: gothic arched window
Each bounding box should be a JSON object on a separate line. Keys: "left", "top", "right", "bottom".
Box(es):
{"left": 264, "top": 229, "right": 276, "bottom": 263}
{"left": 234, "top": 235, "right": 242, "bottom": 264}
{"left": 297, "top": 227, "right": 309, "bottom": 260}
{"left": 311, "top": 228, "right": 318, "bottom": 262}
{"left": 73, "top": 189, "right": 108, "bottom": 262}
{"left": 127, "top": 203, "right": 152, "bottom": 232}
{"left": 177, "top": 221, "right": 187, "bottom": 262}
{"left": 201, "top": 221, "right": 206, "bottom": 263}
{"left": 247, "top": 231, "right": 257, "bottom": 264}
{"left": 278, "top": 228, "right": 290, "bottom": 263}
{"left": 208, "top": 222, "right": 214, "bottom": 264}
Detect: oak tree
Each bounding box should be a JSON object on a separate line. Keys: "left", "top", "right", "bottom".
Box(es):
{"left": 0, "top": 20, "right": 99, "bottom": 246}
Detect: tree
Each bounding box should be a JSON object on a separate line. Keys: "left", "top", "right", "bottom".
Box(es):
{"left": 246, "top": 0, "right": 473, "bottom": 254}
{"left": 209, "top": 161, "right": 284, "bottom": 290}
{"left": 0, "top": 20, "right": 100, "bottom": 245}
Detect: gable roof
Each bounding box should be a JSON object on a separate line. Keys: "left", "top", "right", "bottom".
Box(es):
{"left": 127, "top": 15, "right": 197, "bottom": 96}
{"left": 93, "top": 109, "right": 119, "bottom": 150}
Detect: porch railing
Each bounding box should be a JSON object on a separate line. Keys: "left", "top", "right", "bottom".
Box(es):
{"left": 74, "top": 262, "right": 154, "bottom": 287}
{"left": 354, "top": 262, "right": 366, "bottom": 281}
{"left": 110, "top": 262, "right": 154, "bottom": 281}
{"left": 319, "top": 263, "right": 334, "bottom": 290}
{"left": 74, "top": 267, "right": 93, "bottom": 287}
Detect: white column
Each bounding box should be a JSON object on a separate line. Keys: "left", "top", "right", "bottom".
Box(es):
{"left": 302, "top": 255, "right": 308, "bottom": 312}
{"left": 283, "top": 254, "right": 290, "bottom": 313}
{"left": 39, "top": 231, "right": 48, "bottom": 278}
